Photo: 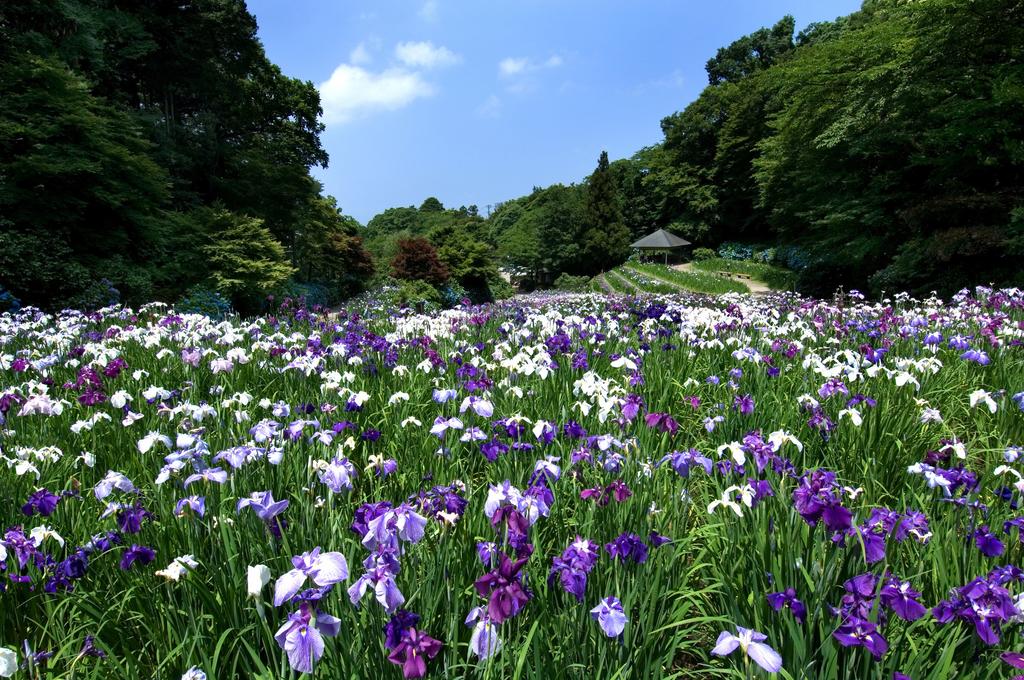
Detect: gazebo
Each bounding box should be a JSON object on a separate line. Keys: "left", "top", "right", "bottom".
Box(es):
{"left": 630, "top": 229, "right": 692, "bottom": 265}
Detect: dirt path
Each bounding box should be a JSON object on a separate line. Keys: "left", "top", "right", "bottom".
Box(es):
{"left": 671, "top": 263, "right": 772, "bottom": 294}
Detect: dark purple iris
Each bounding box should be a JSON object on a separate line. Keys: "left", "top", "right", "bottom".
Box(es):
{"left": 119, "top": 545, "right": 156, "bottom": 571}
{"left": 383, "top": 610, "right": 421, "bottom": 650}
{"left": 22, "top": 489, "right": 61, "bottom": 517}
{"left": 767, "top": 588, "right": 807, "bottom": 624}
{"left": 605, "top": 533, "right": 648, "bottom": 565}
{"left": 474, "top": 552, "right": 532, "bottom": 624}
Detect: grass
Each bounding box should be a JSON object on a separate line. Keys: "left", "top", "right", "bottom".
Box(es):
{"left": 691, "top": 258, "right": 798, "bottom": 291}
{"left": 625, "top": 262, "right": 750, "bottom": 295}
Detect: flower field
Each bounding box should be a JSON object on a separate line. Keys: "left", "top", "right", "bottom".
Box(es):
{"left": 2, "top": 288, "right": 1024, "bottom": 679}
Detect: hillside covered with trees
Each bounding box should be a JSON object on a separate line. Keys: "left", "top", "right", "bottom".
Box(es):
{"left": 0, "top": 0, "right": 373, "bottom": 312}
{"left": 3, "top": 0, "right": 1022, "bottom": 311}
{"left": 488, "top": 0, "right": 1024, "bottom": 296}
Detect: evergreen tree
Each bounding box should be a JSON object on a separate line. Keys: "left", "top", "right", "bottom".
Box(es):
{"left": 582, "top": 151, "right": 631, "bottom": 273}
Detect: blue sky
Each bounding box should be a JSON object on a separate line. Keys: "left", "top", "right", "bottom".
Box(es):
{"left": 246, "top": 0, "right": 862, "bottom": 224}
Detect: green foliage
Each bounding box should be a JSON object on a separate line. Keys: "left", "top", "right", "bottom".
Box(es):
{"left": 625, "top": 262, "right": 749, "bottom": 294}
{"left": 705, "top": 15, "right": 796, "bottom": 85}
{"left": 394, "top": 278, "right": 443, "bottom": 310}
{"left": 293, "top": 194, "right": 374, "bottom": 303}
{"left": 198, "top": 208, "right": 294, "bottom": 313}
{"left": 487, "top": 275, "right": 517, "bottom": 300}
{"left": 177, "top": 285, "right": 233, "bottom": 320}
{"left": 0, "top": 0, "right": 351, "bottom": 310}
{"left": 552, "top": 273, "right": 591, "bottom": 292}
{"left": 691, "top": 258, "right": 797, "bottom": 290}
{"left": 490, "top": 2, "right": 1024, "bottom": 297}
{"left": 582, "top": 151, "right": 632, "bottom": 273}
{"left": 691, "top": 248, "right": 717, "bottom": 262}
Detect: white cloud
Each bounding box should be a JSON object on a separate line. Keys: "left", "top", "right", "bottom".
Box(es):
{"left": 350, "top": 43, "right": 372, "bottom": 65}
{"left": 318, "top": 64, "right": 434, "bottom": 124}
{"left": 476, "top": 94, "right": 501, "bottom": 118}
{"left": 395, "top": 41, "right": 460, "bottom": 69}
{"left": 499, "top": 57, "right": 528, "bottom": 76}
{"left": 419, "top": 0, "right": 439, "bottom": 21}
{"left": 498, "top": 55, "right": 563, "bottom": 77}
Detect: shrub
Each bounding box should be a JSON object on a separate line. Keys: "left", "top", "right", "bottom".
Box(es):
{"left": 178, "top": 285, "right": 233, "bottom": 320}
{"left": 278, "top": 281, "right": 331, "bottom": 310}
{"left": 394, "top": 279, "right": 442, "bottom": 311}
{"left": 68, "top": 278, "right": 121, "bottom": 311}
{"left": 487, "top": 276, "right": 517, "bottom": 301}
{"left": 691, "top": 248, "right": 716, "bottom": 262}
{"left": 439, "top": 281, "right": 470, "bottom": 308}
{"left": 0, "top": 286, "right": 22, "bottom": 313}
{"left": 553, "top": 273, "right": 591, "bottom": 292}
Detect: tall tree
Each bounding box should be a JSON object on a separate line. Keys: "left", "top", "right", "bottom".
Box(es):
{"left": 582, "top": 151, "right": 631, "bottom": 272}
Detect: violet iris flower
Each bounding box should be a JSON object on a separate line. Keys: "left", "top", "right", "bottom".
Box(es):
{"left": 766, "top": 588, "right": 806, "bottom": 623}
{"left": 387, "top": 628, "right": 442, "bottom": 679}
{"left": 119, "top": 545, "right": 156, "bottom": 571}
{"left": 22, "top": 489, "right": 60, "bottom": 517}
{"left": 711, "top": 627, "right": 782, "bottom": 673}
{"left": 274, "top": 601, "right": 341, "bottom": 674}
{"left": 319, "top": 457, "right": 356, "bottom": 493}
{"left": 273, "top": 548, "right": 349, "bottom": 606}
{"left": 174, "top": 496, "right": 205, "bottom": 518}
{"left": 348, "top": 566, "right": 405, "bottom": 613}
{"left": 591, "top": 597, "right": 628, "bottom": 637}
{"left": 465, "top": 606, "right": 502, "bottom": 659}
{"left": 474, "top": 552, "right": 532, "bottom": 624}
{"left": 236, "top": 491, "right": 289, "bottom": 522}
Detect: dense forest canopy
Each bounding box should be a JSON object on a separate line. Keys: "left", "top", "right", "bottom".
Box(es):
{"left": 0, "top": 0, "right": 372, "bottom": 312}
{"left": 483, "top": 0, "right": 1024, "bottom": 296}
{"left": 2, "top": 0, "right": 1022, "bottom": 309}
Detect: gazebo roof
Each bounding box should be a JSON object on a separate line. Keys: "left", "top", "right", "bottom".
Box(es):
{"left": 630, "top": 229, "right": 692, "bottom": 249}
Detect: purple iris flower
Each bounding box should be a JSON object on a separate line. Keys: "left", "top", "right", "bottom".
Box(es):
{"left": 973, "top": 525, "right": 1005, "bottom": 557}
{"left": 383, "top": 610, "right": 421, "bottom": 650}
{"left": 620, "top": 394, "right": 644, "bottom": 421}
{"left": 605, "top": 533, "right": 648, "bottom": 565}
{"left": 236, "top": 491, "right": 289, "bottom": 522}
{"left": 766, "top": 588, "right": 806, "bottom": 624}
{"left": 361, "top": 504, "right": 428, "bottom": 551}
{"left": 348, "top": 566, "right": 405, "bottom": 613}
{"left": 644, "top": 412, "right": 679, "bottom": 436}
{"left": 22, "top": 489, "right": 61, "bottom": 517}
{"left": 387, "top": 628, "right": 442, "bottom": 679}
{"left": 833, "top": 618, "right": 888, "bottom": 660}
{"left": 319, "top": 457, "right": 356, "bottom": 493}
{"left": 119, "top": 545, "right": 156, "bottom": 571}
{"left": 549, "top": 537, "right": 600, "bottom": 602}
{"left": 274, "top": 601, "right": 341, "bottom": 674}
{"left": 879, "top": 576, "right": 926, "bottom": 621}
{"left": 274, "top": 548, "right": 350, "bottom": 606}
{"left": 183, "top": 467, "right": 228, "bottom": 488}
{"left": 658, "top": 449, "right": 713, "bottom": 478}
{"left": 474, "top": 552, "right": 532, "bottom": 624}
{"left": 711, "top": 627, "right": 782, "bottom": 673}
{"left": 733, "top": 394, "right": 755, "bottom": 415}
{"left": 236, "top": 490, "right": 290, "bottom": 537}
{"left": 591, "top": 597, "right": 628, "bottom": 637}
{"left": 116, "top": 503, "right": 153, "bottom": 534}
{"left": 174, "top": 496, "right": 206, "bottom": 518}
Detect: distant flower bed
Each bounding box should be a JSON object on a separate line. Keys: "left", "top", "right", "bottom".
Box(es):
{"left": 1, "top": 286, "right": 1024, "bottom": 678}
